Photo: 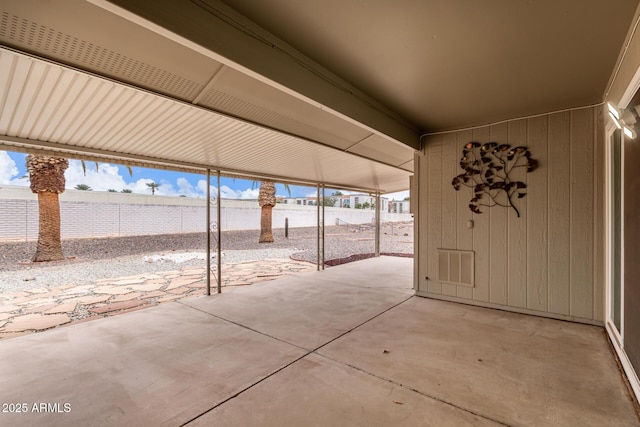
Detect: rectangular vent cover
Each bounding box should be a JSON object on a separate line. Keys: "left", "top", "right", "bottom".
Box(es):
{"left": 437, "top": 249, "right": 474, "bottom": 287}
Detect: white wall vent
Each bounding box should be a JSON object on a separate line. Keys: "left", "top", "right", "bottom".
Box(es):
{"left": 437, "top": 249, "right": 474, "bottom": 287}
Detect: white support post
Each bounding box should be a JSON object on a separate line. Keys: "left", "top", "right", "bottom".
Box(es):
{"left": 206, "top": 169, "right": 211, "bottom": 296}
{"left": 322, "top": 185, "right": 325, "bottom": 270}
{"left": 317, "top": 184, "right": 321, "bottom": 271}
{"left": 217, "top": 171, "right": 222, "bottom": 294}
{"left": 375, "top": 192, "right": 381, "bottom": 257}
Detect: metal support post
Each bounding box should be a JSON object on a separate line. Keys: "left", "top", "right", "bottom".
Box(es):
{"left": 317, "top": 184, "right": 320, "bottom": 271}
{"left": 375, "top": 192, "right": 381, "bottom": 257}
{"left": 217, "top": 171, "right": 222, "bottom": 294}
{"left": 206, "top": 169, "right": 211, "bottom": 296}
{"left": 322, "top": 185, "right": 325, "bottom": 270}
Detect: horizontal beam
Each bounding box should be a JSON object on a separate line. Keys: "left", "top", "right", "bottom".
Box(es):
{"left": 91, "top": 0, "right": 420, "bottom": 150}
{"left": 0, "top": 135, "right": 388, "bottom": 194}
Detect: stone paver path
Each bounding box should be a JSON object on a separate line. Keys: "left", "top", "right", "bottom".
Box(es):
{"left": 0, "top": 258, "right": 315, "bottom": 340}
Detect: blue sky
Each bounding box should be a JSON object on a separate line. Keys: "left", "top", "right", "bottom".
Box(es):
{"left": 0, "top": 150, "right": 408, "bottom": 200}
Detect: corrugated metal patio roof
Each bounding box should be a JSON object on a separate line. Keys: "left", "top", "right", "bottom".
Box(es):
{"left": 0, "top": 46, "right": 412, "bottom": 192}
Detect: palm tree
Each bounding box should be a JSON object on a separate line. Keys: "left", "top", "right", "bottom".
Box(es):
{"left": 26, "top": 155, "right": 133, "bottom": 262}
{"left": 258, "top": 180, "right": 277, "bottom": 243}
{"left": 146, "top": 181, "right": 160, "bottom": 195}
{"left": 121, "top": 188, "right": 132, "bottom": 193}
{"left": 256, "top": 180, "right": 292, "bottom": 243}
{"left": 26, "top": 154, "right": 69, "bottom": 262}
{"left": 74, "top": 184, "right": 92, "bottom": 191}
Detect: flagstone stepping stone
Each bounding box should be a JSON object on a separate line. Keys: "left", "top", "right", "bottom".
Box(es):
{"left": 0, "top": 305, "right": 20, "bottom": 313}
{"left": 1, "top": 291, "right": 31, "bottom": 299}
{"left": 187, "top": 282, "right": 205, "bottom": 288}
{"left": 109, "top": 278, "right": 146, "bottom": 286}
{"left": 157, "top": 295, "right": 182, "bottom": 303}
{"left": 2, "top": 295, "right": 37, "bottom": 304}
{"left": 21, "top": 298, "right": 56, "bottom": 306}
{"left": 90, "top": 300, "right": 147, "bottom": 315}
{"left": 63, "top": 285, "right": 95, "bottom": 294}
{"left": 3, "top": 313, "right": 70, "bottom": 332}
{"left": 167, "top": 287, "right": 191, "bottom": 295}
{"left": 25, "top": 304, "right": 58, "bottom": 314}
{"left": 142, "top": 291, "right": 167, "bottom": 299}
{"left": 44, "top": 302, "right": 78, "bottom": 314}
{"left": 167, "top": 277, "right": 200, "bottom": 290}
{"left": 161, "top": 270, "right": 181, "bottom": 276}
{"left": 111, "top": 293, "right": 142, "bottom": 302}
{"left": 128, "top": 283, "right": 164, "bottom": 292}
{"left": 1, "top": 291, "right": 31, "bottom": 300}
{"left": 92, "top": 286, "right": 137, "bottom": 295}
{"left": 66, "top": 295, "right": 112, "bottom": 305}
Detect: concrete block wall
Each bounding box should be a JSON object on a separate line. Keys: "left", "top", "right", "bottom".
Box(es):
{"left": 0, "top": 186, "right": 412, "bottom": 242}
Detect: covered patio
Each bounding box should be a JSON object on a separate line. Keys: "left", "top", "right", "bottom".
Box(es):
{"left": 0, "top": 256, "right": 636, "bottom": 426}
{"left": 1, "top": 0, "right": 640, "bottom": 424}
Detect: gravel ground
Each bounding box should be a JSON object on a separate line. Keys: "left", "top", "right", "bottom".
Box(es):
{"left": 0, "top": 222, "right": 413, "bottom": 293}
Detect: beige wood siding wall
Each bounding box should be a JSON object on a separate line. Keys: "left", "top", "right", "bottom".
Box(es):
{"left": 415, "top": 106, "right": 605, "bottom": 323}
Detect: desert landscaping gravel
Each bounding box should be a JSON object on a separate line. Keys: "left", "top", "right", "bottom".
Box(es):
{"left": 0, "top": 223, "right": 413, "bottom": 293}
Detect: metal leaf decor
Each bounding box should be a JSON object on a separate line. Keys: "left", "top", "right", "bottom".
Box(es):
{"left": 451, "top": 142, "right": 538, "bottom": 217}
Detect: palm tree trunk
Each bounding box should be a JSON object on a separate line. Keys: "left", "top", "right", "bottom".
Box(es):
{"left": 33, "top": 191, "right": 65, "bottom": 262}
{"left": 258, "top": 180, "right": 276, "bottom": 243}
{"left": 259, "top": 204, "right": 274, "bottom": 243}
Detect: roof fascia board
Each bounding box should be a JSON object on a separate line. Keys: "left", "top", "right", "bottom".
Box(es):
{"left": 0, "top": 136, "right": 388, "bottom": 194}
{"left": 89, "top": 0, "right": 420, "bottom": 150}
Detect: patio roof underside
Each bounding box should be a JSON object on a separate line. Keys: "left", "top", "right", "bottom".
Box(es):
{"left": 0, "top": 0, "right": 416, "bottom": 193}
{"left": 1, "top": 0, "right": 638, "bottom": 193}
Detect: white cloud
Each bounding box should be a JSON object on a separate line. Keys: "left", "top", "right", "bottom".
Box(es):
{"left": 127, "top": 178, "right": 160, "bottom": 195}
{"left": 177, "top": 177, "right": 199, "bottom": 197}
{"left": 196, "top": 179, "right": 213, "bottom": 197}
{"left": 2, "top": 156, "right": 263, "bottom": 199}
{"left": 178, "top": 178, "right": 218, "bottom": 198}
{"left": 237, "top": 188, "right": 259, "bottom": 199}
{"left": 218, "top": 185, "right": 259, "bottom": 199}
{"left": 65, "top": 161, "right": 129, "bottom": 191}
{"left": 0, "top": 151, "right": 27, "bottom": 186}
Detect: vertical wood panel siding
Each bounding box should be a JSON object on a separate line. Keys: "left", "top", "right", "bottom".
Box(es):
{"left": 417, "top": 106, "right": 603, "bottom": 322}
{"left": 455, "top": 130, "right": 474, "bottom": 300}
{"left": 472, "top": 126, "right": 491, "bottom": 302}
{"left": 547, "top": 112, "right": 571, "bottom": 316}
{"left": 507, "top": 119, "right": 528, "bottom": 309}
{"left": 427, "top": 138, "right": 443, "bottom": 294}
{"left": 441, "top": 133, "right": 458, "bottom": 296}
{"left": 489, "top": 123, "right": 508, "bottom": 305}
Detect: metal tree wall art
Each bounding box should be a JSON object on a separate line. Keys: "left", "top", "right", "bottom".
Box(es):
{"left": 451, "top": 142, "right": 538, "bottom": 217}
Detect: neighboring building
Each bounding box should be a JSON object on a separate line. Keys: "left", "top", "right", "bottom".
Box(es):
{"left": 389, "top": 199, "right": 410, "bottom": 214}
{"left": 279, "top": 197, "right": 317, "bottom": 206}
{"left": 278, "top": 194, "right": 388, "bottom": 210}
{"left": 342, "top": 194, "right": 388, "bottom": 211}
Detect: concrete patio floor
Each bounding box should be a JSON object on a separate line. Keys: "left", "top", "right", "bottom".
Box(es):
{"left": 0, "top": 257, "right": 637, "bottom": 426}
